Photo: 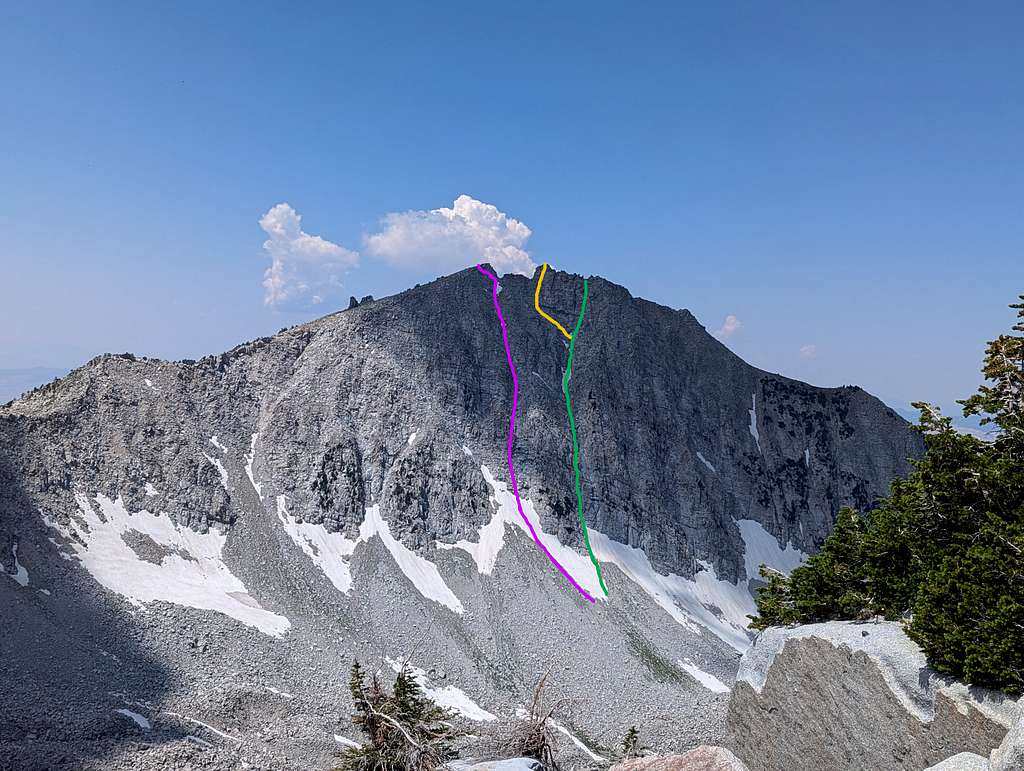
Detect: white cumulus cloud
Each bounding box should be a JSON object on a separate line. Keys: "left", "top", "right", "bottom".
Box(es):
{"left": 259, "top": 203, "right": 359, "bottom": 308}
{"left": 364, "top": 195, "right": 535, "bottom": 276}
{"left": 715, "top": 314, "right": 742, "bottom": 339}
{"left": 799, "top": 344, "right": 817, "bottom": 358}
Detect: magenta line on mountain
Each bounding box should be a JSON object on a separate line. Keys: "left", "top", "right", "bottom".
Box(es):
{"left": 475, "top": 263, "right": 597, "bottom": 604}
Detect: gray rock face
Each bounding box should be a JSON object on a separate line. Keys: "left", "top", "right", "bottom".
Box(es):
{"left": 0, "top": 267, "right": 923, "bottom": 769}
{"left": 1, "top": 265, "right": 919, "bottom": 580}
{"left": 726, "top": 622, "right": 1018, "bottom": 771}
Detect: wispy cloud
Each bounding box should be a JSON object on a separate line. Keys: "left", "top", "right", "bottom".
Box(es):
{"left": 259, "top": 203, "right": 359, "bottom": 309}
{"left": 799, "top": 344, "right": 817, "bottom": 358}
{"left": 364, "top": 194, "right": 535, "bottom": 276}
{"left": 715, "top": 314, "right": 742, "bottom": 339}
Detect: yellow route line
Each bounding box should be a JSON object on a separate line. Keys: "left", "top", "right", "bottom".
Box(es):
{"left": 534, "top": 263, "right": 574, "bottom": 340}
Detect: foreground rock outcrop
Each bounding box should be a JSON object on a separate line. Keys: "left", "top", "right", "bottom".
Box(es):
{"left": 924, "top": 700, "right": 1024, "bottom": 770}
{"left": 726, "top": 622, "right": 1018, "bottom": 771}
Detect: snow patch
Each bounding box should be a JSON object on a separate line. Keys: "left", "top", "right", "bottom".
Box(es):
{"left": 114, "top": 709, "right": 151, "bottom": 730}
{"left": 161, "top": 710, "right": 242, "bottom": 743}
{"left": 748, "top": 393, "right": 762, "bottom": 453}
{"left": 696, "top": 452, "right": 716, "bottom": 473}
{"left": 678, "top": 658, "right": 730, "bottom": 693}
{"left": 245, "top": 433, "right": 263, "bottom": 499}
{"left": 277, "top": 497, "right": 463, "bottom": 613}
{"left": 434, "top": 467, "right": 511, "bottom": 575}
{"left": 210, "top": 436, "right": 229, "bottom": 455}
{"left": 43, "top": 494, "right": 290, "bottom": 636}
{"left": 550, "top": 720, "right": 605, "bottom": 761}
{"left": 276, "top": 496, "right": 356, "bottom": 593}
{"left": 203, "top": 453, "right": 229, "bottom": 489}
{"left": 408, "top": 431, "right": 417, "bottom": 446}
{"left": 144, "top": 379, "right": 157, "bottom": 392}
{"left": 462, "top": 445, "right": 473, "bottom": 456}
{"left": 144, "top": 482, "right": 159, "bottom": 497}
{"left": 334, "top": 734, "right": 361, "bottom": 748}
{"left": 384, "top": 658, "right": 496, "bottom": 722}
{"left": 735, "top": 519, "right": 806, "bottom": 581}
{"left": 6, "top": 544, "right": 29, "bottom": 587}
{"left": 265, "top": 686, "right": 293, "bottom": 698}
{"left": 360, "top": 506, "right": 463, "bottom": 613}
{"left": 804, "top": 448, "right": 810, "bottom": 467}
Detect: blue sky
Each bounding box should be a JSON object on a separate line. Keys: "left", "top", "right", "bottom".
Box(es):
{"left": 2, "top": 2, "right": 1021, "bottom": 414}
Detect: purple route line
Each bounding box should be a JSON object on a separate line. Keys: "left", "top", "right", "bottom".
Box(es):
{"left": 476, "top": 264, "right": 597, "bottom": 604}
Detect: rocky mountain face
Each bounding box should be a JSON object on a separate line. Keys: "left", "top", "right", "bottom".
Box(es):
{"left": 0, "top": 266, "right": 922, "bottom": 769}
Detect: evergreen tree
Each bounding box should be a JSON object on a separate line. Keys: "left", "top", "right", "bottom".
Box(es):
{"left": 750, "top": 295, "right": 1024, "bottom": 694}
{"left": 337, "top": 660, "right": 460, "bottom": 771}
{"left": 750, "top": 507, "right": 869, "bottom": 630}
{"left": 619, "top": 725, "right": 643, "bottom": 759}
{"left": 349, "top": 660, "right": 375, "bottom": 738}
{"left": 961, "top": 295, "right": 1024, "bottom": 435}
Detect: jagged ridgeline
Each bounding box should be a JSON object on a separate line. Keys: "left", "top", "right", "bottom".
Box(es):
{"left": 0, "top": 265, "right": 922, "bottom": 769}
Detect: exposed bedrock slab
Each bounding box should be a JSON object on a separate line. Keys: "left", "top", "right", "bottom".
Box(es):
{"left": 726, "top": 622, "right": 1017, "bottom": 771}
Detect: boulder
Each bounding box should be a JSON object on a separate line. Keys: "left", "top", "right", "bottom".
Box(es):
{"left": 924, "top": 753, "right": 990, "bottom": 770}
{"left": 611, "top": 746, "right": 749, "bottom": 771}
{"left": 726, "top": 621, "right": 1017, "bottom": 771}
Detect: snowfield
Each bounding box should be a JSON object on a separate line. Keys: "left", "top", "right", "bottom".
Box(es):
{"left": 40, "top": 465, "right": 807, "bottom": 655}
{"left": 42, "top": 494, "right": 290, "bottom": 636}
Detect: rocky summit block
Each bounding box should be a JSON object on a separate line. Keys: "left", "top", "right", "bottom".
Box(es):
{"left": 725, "top": 621, "right": 1019, "bottom": 771}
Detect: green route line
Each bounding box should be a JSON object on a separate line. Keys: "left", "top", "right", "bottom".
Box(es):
{"left": 538, "top": 268, "right": 609, "bottom": 597}
{"left": 563, "top": 279, "right": 607, "bottom": 596}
